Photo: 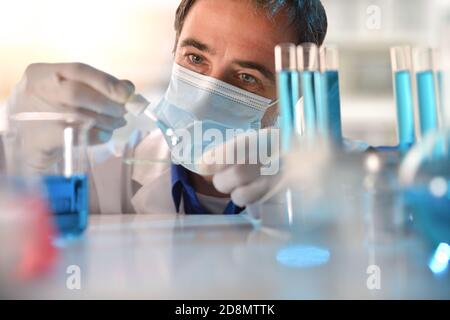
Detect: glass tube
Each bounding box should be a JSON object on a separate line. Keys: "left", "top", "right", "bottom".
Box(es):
{"left": 275, "top": 43, "right": 300, "bottom": 152}
{"left": 390, "top": 46, "right": 416, "bottom": 152}
{"left": 322, "top": 46, "right": 343, "bottom": 146}
{"left": 297, "top": 43, "right": 319, "bottom": 141}
{"left": 442, "top": 23, "right": 450, "bottom": 156}
{"left": 437, "top": 21, "right": 450, "bottom": 159}
{"left": 313, "top": 47, "right": 329, "bottom": 140}
{"left": 413, "top": 47, "right": 439, "bottom": 138}
{"left": 442, "top": 30, "right": 450, "bottom": 128}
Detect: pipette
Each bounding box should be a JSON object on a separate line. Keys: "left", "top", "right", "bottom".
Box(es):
{"left": 125, "top": 94, "right": 180, "bottom": 147}
{"left": 120, "top": 94, "right": 180, "bottom": 166}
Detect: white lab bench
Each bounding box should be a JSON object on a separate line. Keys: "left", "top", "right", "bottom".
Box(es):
{"left": 6, "top": 213, "right": 450, "bottom": 299}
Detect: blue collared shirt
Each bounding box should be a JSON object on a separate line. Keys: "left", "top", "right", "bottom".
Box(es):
{"left": 171, "top": 164, "right": 244, "bottom": 215}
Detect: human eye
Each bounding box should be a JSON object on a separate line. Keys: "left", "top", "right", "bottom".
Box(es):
{"left": 186, "top": 53, "right": 204, "bottom": 65}
{"left": 238, "top": 73, "right": 258, "bottom": 84}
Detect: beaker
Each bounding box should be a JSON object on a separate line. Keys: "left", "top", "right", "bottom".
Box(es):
{"left": 9, "top": 112, "right": 94, "bottom": 238}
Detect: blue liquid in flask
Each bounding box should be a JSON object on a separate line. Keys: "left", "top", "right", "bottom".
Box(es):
{"left": 43, "top": 174, "right": 89, "bottom": 238}
{"left": 277, "top": 70, "right": 300, "bottom": 151}
{"left": 394, "top": 70, "right": 415, "bottom": 151}
{"left": 403, "top": 181, "right": 450, "bottom": 246}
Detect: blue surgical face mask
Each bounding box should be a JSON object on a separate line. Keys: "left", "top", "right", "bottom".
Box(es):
{"left": 151, "top": 63, "right": 276, "bottom": 174}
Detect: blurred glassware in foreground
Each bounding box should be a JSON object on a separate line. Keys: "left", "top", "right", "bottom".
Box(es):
{"left": 0, "top": 175, "right": 57, "bottom": 289}
{"left": 256, "top": 140, "right": 364, "bottom": 232}
{"left": 362, "top": 150, "right": 411, "bottom": 245}
{"left": 399, "top": 22, "right": 450, "bottom": 255}
{"left": 399, "top": 129, "right": 450, "bottom": 247}
{"left": 8, "top": 112, "right": 94, "bottom": 239}
{"left": 269, "top": 43, "right": 345, "bottom": 237}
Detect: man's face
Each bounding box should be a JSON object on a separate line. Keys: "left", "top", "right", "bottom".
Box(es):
{"left": 174, "top": 0, "right": 297, "bottom": 100}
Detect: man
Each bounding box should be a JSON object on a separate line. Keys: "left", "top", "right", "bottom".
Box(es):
{"left": 6, "top": 0, "right": 328, "bottom": 214}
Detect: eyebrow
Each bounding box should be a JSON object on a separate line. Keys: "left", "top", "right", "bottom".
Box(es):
{"left": 179, "top": 38, "right": 215, "bottom": 54}
{"left": 233, "top": 60, "right": 275, "bottom": 82}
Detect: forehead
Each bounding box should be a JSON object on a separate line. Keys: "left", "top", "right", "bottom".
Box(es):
{"left": 179, "top": 0, "right": 297, "bottom": 69}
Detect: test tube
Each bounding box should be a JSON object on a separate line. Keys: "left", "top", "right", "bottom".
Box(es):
{"left": 322, "top": 46, "right": 343, "bottom": 146}
{"left": 433, "top": 49, "right": 446, "bottom": 127}
{"left": 275, "top": 43, "right": 300, "bottom": 152}
{"left": 442, "top": 24, "right": 450, "bottom": 128}
{"left": 413, "top": 47, "right": 439, "bottom": 138}
{"left": 310, "top": 46, "right": 343, "bottom": 146}
{"left": 390, "top": 46, "right": 416, "bottom": 152}
{"left": 438, "top": 22, "right": 450, "bottom": 157}
{"left": 297, "top": 43, "right": 319, "bottom": 140}
{"left": 313, "top": 46, "right": 330, "bottom": 139}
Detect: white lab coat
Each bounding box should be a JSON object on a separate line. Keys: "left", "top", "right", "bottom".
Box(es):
{"left": 87, "top": 129, "right": 177, "bottom": 214}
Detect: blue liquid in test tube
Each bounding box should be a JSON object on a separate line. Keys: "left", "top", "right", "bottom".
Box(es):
{"left": 43, "top": 174, "right": 89, "bottom": 238}
{"left": 277, "top": 70, "right": 300, "bottom": 152}
{"left": 394, "top": 70, "right": 415, "bottom": 150}
{"left": 300, "top": 71, "right": 316, "bottom": 137}
{"left": 417, "top": 70, "right": 438, "bottom": 136}
{"left": 324, "top": 70, "right": 342, "bottom": 145}
{"left": 313, "top": 71, "right": 329, "bottom": 138}
{"left": 300, "top": 70, "right": 342, "bottom": 145}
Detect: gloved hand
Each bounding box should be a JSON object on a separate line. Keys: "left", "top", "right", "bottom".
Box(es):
{"left": 197, "top": 128, "right": 283, "bottom": 214}
{"left": 198, "top": 130, "right": 334, "bottom": 219}
{"left": 7, "top": 63, "right": 135, "bottom": 144}
{"left": 6, "top": 63, "right": 135, "bottom": 172}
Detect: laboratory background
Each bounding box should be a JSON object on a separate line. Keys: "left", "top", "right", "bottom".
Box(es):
{"left": 1, "top": 0, "right": 450, "bottom": 301}
{"left": 1, "top": 0, "right": 448, "bottom": 145}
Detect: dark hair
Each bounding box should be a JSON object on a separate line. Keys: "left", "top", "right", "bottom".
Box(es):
{"left": 174, "top": 0, "right": 328, "bottom": 48}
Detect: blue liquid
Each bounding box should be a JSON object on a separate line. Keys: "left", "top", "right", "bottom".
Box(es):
{"left": 300, "top": 71, "right": 317, "bottom": 137}
{"left": 303, "top": 71, "right": 343, "bottom": 145}
{"left": 276, "top": 245, "right": 330, "bottom": 268}
{"left": 43, "top": 174, "right": 89, "bottom": 238}
{"left": 300, "top": 71, "right": 342, "bottom": 145}
{"left": 403, "top": 182, "right": 450, "bottom": 246}
{"left": 417, "top": 70, "right": 438, "bottom": 136}
{"left": 277, "top": 70, "right": 300, "bottom": 152}
{"left": 313, "top": 72, "right": 329, "bottom": 138}
{"left": 394, "top": 70, "right": 415, "bottom": 151}
{"left": 324, "top": 70, "right": 343, "bottom": 146}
